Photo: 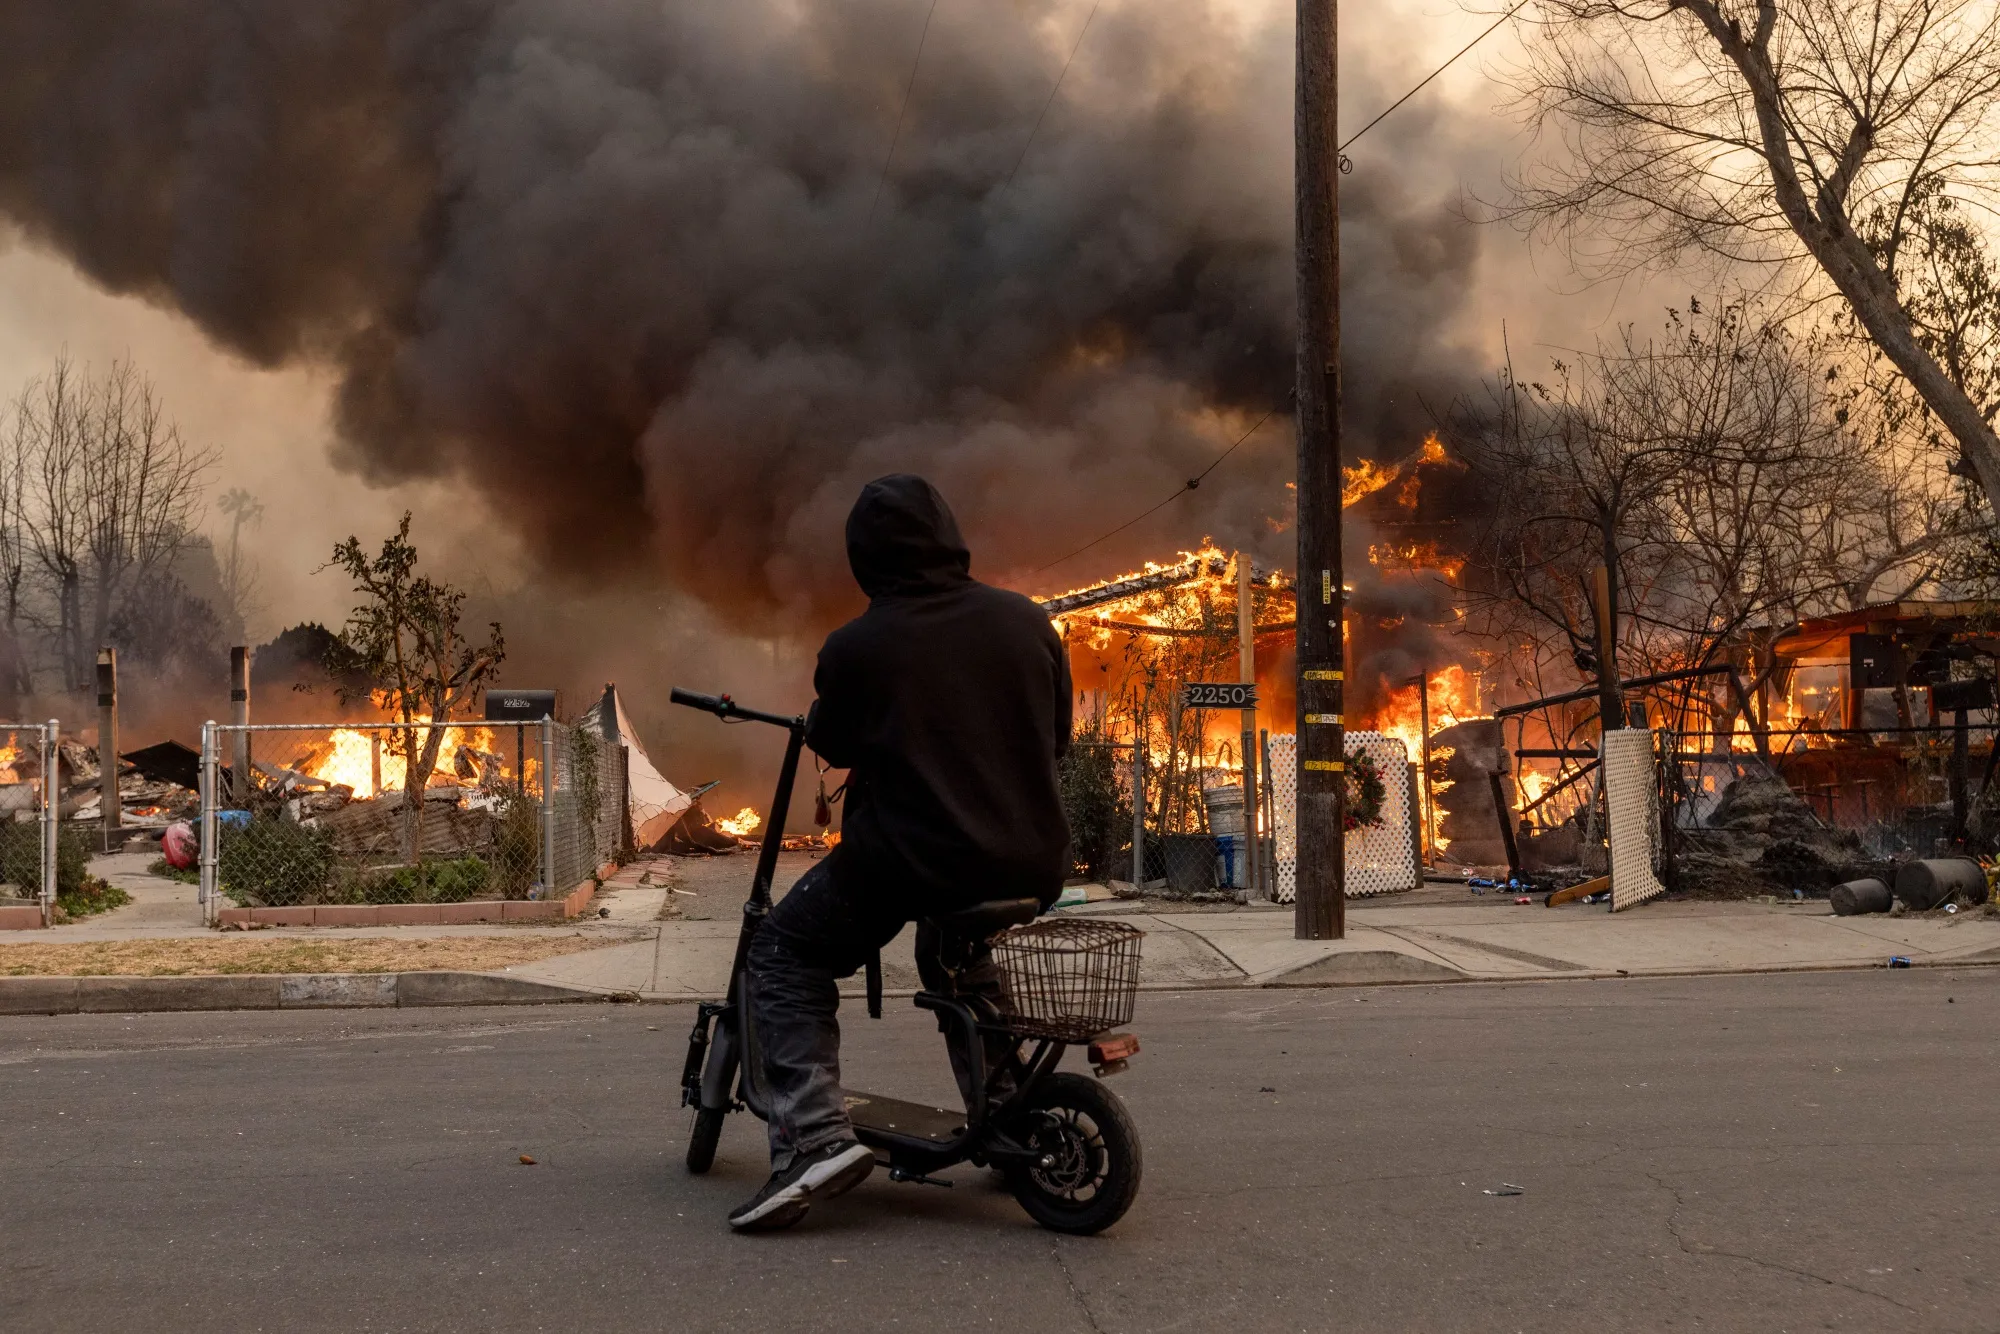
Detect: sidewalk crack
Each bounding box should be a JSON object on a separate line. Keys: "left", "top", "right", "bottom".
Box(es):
{"left": 1645, "top": 1171, "right": 1916, "bottom": 1314}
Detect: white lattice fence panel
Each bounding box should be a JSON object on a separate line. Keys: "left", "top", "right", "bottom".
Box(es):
{"left": 1271, "top": 733, "right": 1298, "bottom": 903}
{"left": 1268, "top": 732, "right": 1417, "bottom": 903}
{"left": 1603, "top": 728, "right": 1666, "bottom": 911}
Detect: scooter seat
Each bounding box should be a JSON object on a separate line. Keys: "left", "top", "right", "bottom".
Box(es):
{"left": 929, "top": 897, "right": 1041, "bottom": 940}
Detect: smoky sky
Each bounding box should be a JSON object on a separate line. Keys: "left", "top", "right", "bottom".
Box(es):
{"left": 0, "top": 0, "right": 1488, "bottom": 631}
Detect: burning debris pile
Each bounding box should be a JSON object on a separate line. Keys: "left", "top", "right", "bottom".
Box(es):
{"left": 252, "top": 725, "right": 523, "bottom": 861}
{"left": 656, "top": 795, "right": 840, "bottom": 856}
{"left": 1673, "top": 770, "right": 1869, "bottom": 896}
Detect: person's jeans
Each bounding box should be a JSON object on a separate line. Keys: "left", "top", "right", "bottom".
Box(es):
{"left": 745, "top": 852, "right": 1018, "bottom": 1172}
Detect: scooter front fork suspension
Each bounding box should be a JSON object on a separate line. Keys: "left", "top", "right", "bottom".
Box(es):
{"left": 681, "top": 1002, "right": 728, "bottom": 1108}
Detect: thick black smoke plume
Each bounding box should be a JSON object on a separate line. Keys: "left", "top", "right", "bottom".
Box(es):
{"left": 0, "top": 0, "right": 1486, "bottom": 630}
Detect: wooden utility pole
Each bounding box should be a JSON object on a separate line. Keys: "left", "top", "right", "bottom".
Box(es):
{"left": 1593, "top": 564, "right": 1621, "bottom": 733}
{"left": 1237, "top": 555, "right": 1260, "bottom": 899}
{"left": 1295, "top": 0, "right": 1344, "bottom": 939}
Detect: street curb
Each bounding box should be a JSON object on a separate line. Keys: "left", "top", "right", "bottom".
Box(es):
{"left": 0, "top": 970, "right": 601, "bottom": 1015}
{"left": 1250, "top": 953, "right": 2000, "bottom": 989}
{"left": 7, "top": 953, "right": 2000, "bottom": 1015}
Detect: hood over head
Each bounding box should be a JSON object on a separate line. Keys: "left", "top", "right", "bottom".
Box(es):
{"left": 845, "top": 475, "right": 973, "bottom": 598}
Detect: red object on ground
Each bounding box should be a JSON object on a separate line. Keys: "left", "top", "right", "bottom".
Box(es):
{"left": 1514, "top": 896, "right": 1532, "bottom": 905}
{"left": 162, "top": 821, "right": 196, "bottom": 870}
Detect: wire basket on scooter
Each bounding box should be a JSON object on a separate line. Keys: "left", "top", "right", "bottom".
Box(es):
{"left": 989, "top": 919, "right": 1143, "bottom": 1042}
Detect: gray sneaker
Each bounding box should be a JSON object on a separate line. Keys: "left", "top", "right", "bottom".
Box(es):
{"left": 727, "top": 1140, "right": 876, "bottom": 1232}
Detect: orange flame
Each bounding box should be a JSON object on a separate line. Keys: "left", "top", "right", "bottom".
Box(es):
{"left": 1342, "top": 432, "right": 1451, "bottom": 509}
{"left": 716, "top": 806, "right": 762, "bottom": 837}
{"left": 293, "top": 721, "right": 498, "bottom": 799}
{"left": 1343, "top": 458, "right": 1399, "bottom": 507}
{"left": 1359, "top": 665, "right": 1484, "bottom": 853}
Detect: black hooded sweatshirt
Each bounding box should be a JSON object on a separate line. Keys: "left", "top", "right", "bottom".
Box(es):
{"left": 807, "top": 475, "right": 1072, "bottom": 912}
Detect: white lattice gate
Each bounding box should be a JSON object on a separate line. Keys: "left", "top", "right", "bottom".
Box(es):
{"left": 1269, "top": 731, "right": 1419, "bottom": 902}
{"left": 1602, "top": 728, "right": 1666, "bottom": 911}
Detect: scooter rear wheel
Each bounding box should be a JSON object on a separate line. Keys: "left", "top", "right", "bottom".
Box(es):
{"left": 1003, "top": 1072, "right": 1141, "bottom": 1234}
{"left": 686, "top": 1105, "right": 726, "bottom": 1173}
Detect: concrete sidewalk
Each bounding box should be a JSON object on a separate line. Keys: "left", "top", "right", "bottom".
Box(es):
{"left": 499, "top": 875, "right": 2000, "bottom": 998}
{"left": 25, "top": 850, "right": 2000, "bottom": 999}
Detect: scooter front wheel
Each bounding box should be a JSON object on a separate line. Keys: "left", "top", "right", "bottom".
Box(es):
{"left": 686, "top": 1105, "right": 727, "bottom": 1173}
{"left": 1003, "top": 1072, "right": 1142, "bottom": 1234}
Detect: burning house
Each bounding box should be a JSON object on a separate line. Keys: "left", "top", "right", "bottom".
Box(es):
{"left": 1031, "top": 433, "right": 1517, "bottom": 889}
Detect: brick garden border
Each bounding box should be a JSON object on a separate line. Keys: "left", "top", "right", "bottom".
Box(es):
{"left": 214, "top": 873, "right": 604, "bottom": 928}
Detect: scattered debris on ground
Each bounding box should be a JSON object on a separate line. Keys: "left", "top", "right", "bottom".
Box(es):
{"left": 1674, "top": 775, "right": 1870, "bottom": 897}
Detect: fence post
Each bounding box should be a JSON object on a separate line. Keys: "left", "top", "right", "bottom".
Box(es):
{"left": 618, "top": 745, "right": 634, "bottom": 861}
{"left": 1130, "top": 746, "right": 1147, "bottom": 888}
{"left": 539, "top": 719, "right": 556, "bottom": 898}
{"left": 39, "top": 720, "right": 56, "bottom": 924}
{"left": 200, "top": 721, "right": 218, "bottom": 926}
{"left": 230, "top": 646, "right": 252, "bottom": 802}
{"left": 1406, "top": 761, "right": 1424, "bottom": 893}
{"left": 97, "top": 647, "right": 120, "bottom": 850}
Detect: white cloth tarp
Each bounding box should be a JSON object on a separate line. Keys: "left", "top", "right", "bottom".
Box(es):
{"left": 578, "top": 685, "right": 693, "bottom": 849}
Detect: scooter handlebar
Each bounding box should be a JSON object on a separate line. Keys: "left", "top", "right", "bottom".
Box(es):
{"left": 669, "top": 686, "right": 728, "bottom": 716}
{"left": 669, "top": 687, "right": 803, "bottom": 730}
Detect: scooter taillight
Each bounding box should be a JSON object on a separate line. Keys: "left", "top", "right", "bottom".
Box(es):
{"left": 1088, "top": 1032, "right": 1139, "bottom": 1076}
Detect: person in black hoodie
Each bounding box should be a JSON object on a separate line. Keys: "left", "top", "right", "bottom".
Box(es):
{"left": 726, "top": 474, "right": 1073, "bottom": 1232}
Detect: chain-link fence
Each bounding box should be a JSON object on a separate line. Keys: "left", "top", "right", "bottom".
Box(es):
{"left": 545, "top": 721, "right": 625, "bottom": 898}
{"left": 1122, "top": 753, "right": 1263, "bottom": 899}
{"left": 1648, "top": 729, "right": 1976, "bottom": 899}
{"left": 198, "top": 720, "right": 624, "bottom": 923}
{"left": 0, "top": 722, "right": 59, "bottom": 924}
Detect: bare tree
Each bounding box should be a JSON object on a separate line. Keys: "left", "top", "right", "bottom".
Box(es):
{"left": 217, "top": 486, "right": 264, "bottom": 637}
{"left": 1809, "top": 345, "right": 1978, "bottom": 607}
{"left": 0, "top": 386, "right": 36, "bottom": 709}
{"left": 327, "top": 513, "right": 505, "bottom": 861}
{"left": 1462, "top": 299, "right": 1897, "bottom": 739}
{"left": 16, "top": 356, "right": 215, "bottom": 690}
{"left": 1499, "top": 0, "right": 2000, "bottom": 509}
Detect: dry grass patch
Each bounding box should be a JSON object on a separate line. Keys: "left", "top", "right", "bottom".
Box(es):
{"left": 0, "top": 933, "right": 623, "bottom": 977}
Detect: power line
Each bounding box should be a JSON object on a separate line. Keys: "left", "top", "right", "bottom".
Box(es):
{"left": 1004, "top": 0, "right": 1101, "bottom": 188}
{"left": 1031, "top": 406, "right": 1279, "bottom": 576}
{"left": 870, "top": 0, "right": 943, "bottom": 222}
{"left": 1337, "top": 0, "right": 1528, "bottom": 157}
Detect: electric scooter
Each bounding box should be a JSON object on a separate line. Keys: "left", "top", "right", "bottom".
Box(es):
{"left": 670, "top": 687, "right": 1143, "bottom": 1234}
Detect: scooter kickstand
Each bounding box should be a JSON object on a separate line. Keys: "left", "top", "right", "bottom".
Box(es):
{"left": 887, "top": 1166, "right": 954, "bottom": 1188}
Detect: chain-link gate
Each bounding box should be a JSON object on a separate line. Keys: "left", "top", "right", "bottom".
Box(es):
{"left": 198, "top": 719, "right": 623, "bottom": 925}
{"left": 0, "top": 721, "right": 60, "bottom": 925}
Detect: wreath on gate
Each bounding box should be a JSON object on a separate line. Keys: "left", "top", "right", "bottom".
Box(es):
{"left": 1345, "top": 747, "right": 1387, "bottom": 832}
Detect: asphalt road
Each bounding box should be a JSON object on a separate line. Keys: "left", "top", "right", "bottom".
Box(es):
{"left": 3, "top": 971, "right": 1997, "bottom": 1333}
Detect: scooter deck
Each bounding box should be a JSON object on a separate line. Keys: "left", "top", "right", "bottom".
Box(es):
{"left": 844, "top": 1092, "right": 967, "bottom": 1145}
